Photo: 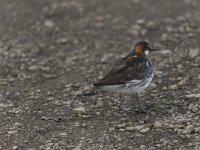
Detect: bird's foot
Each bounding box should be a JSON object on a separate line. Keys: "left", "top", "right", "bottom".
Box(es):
{"left": 135, "top": 104, "right": 153, "bottom": 113}
{"left": 135, "top": 107, "right": 148, "bottom": 113}
{"left": 121, "top": 103, "right": 154, "bottom": 114}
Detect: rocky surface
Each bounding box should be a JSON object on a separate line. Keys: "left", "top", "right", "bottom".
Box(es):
{"left": 0, "top": 0, "right": 200, "bottom": 149}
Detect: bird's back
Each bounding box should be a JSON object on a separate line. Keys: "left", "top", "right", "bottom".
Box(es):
{"left": 94, "top": 54, "right": 153, "bottom": 87}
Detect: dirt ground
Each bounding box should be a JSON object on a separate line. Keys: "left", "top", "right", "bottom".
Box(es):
{"left": 0, "top": 0, "right": 200, "bottom": 149}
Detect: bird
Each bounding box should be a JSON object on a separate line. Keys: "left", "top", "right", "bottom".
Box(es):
{"left": 93, "top": 41, "right": 160, "bottom": 112}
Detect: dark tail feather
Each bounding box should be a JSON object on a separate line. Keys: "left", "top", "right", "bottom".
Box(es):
{"left": 94, "top": 80, "right": 105, "bottom": 86}
{"left": 93, "top": 82, "right": 99, "bottom": 86}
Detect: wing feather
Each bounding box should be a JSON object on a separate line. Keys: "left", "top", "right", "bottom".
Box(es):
{"left": 94, "top": 54, "right": 149, "bottom": 86}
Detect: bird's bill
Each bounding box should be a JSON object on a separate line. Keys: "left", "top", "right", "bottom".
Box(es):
{"left": 149, "top": 48, "right": 160, "bottom": 51}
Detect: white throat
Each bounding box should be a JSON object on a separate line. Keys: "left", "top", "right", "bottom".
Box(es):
{"left": 145, "top": 50, "right": 149, "bottom": 55}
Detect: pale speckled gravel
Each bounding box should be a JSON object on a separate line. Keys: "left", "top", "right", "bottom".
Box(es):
{"left": 0, "top": 0, "right": 200, "bottom": 150}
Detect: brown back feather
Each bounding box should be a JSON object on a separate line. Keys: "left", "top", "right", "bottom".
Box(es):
{"left": 94, "top": 53, "right": 149, "bottom": 86}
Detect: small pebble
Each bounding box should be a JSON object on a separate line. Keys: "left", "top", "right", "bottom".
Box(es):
{"left": 14, "top": 122, "right": 23, "bottom": 127}
{"left": 195, "top": 127, "right": 200, "bottom": 133}
{"left": 177, "top": 78, "right": 187, "bottom": 86}
{"left": 139, "top": 120, "right": 145, "bottom": 125}
{"left": 186, "top": 93, "right": 200, "bottom": 98}
{"left": 126, "top": 126, "right": 135, "bottom": 131}
{"left": 169, "top": 84, "right": 178, "bottom": 90}
{"left": 59, "top": 132, "right": 67, "bottom": 137}
{"left": 188, "top": 103, "right": 198, "bottom": 113}
{"left": 8, "top": 130, "right": 17, "bottom": 135}
{"left": 134, "top": 125, "right": 144, "bottom": 131}
{"left": 28, "top": 65, "right": 38, "bottom": 71}
{"left": 140, "top": 145, "right": 147, "bottom": 149}
{"left": 136, "top": 19, "right": 145, "bottom": 24}
{"left": 119, "top": 128, "right": 125, "bottom": 132}
{"left": 41, "top": 116, "right": 49, "bottom": 120}
{"left": 109, "top": 127, "right": 115, "bottom": 132}
{"left": 57, "top": 38, "right": 68, "bottom": 44}
{"left": 161, "top": 33, "right": 168, "bottom": 41}
{"left": 153, "top": 121, "right": 162, "bottom": 128}
{"left": 44, "top": 20, "right": 55, "bottom": 28}
{"left": 146, "top": 21, "right": 156, "bottom": 29}
{"left": 117, "top": 123, "right": 127, "bottom": 128}
{"left": 189, "top": 48, "right": 199, "bottom": 58}
{"left": 140, "top": 128, "right": 150, "bottom": 134}
{"left": 184, "top": 125, "right": 194, "bottom": 134}
{"left": 73, "top": 107, "right": 86, "bottom": 114}
{"left": 13, "top": 146, "right": 18, "bottom": 150}
{"left": 74, "top": 90, "right": 83, "bottom": 96}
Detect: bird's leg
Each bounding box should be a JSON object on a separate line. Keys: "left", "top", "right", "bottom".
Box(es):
{"left": 119, "top": 94, "right": 122, "bottom": 100}
{"left": 136, "top": 94, "right": 143, "bottom": 111}
{"left": 134, "top": 94, "right": 147, "bottom": 113}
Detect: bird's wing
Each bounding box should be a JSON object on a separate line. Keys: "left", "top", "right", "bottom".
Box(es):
{"left": 94, "top": 55, "right": 149, "bottom": 86}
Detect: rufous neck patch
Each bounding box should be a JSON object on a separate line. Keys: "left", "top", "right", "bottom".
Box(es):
{"left": 134, "top": 45, "right": 145, "bottom": 56}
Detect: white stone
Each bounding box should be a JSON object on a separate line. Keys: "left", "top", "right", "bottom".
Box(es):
{"left": 185, "top": 125, "right": 194, "bottom": 134}
{"left": 59, "top": 132, "right": 67, "bottom": 137}
{"left": 44, "top": 20, "right": 55, "bottom": 28}
{"left": 140, "top": 128, "right": 150, "bottom": 134}
{"left": 13, "top": 146, "right": 18, "bottom": 150}
{"left": 177, "top": 78, "right": 187, "bottom": 86}
{"left": 195, "top": 127, "right": 200, "bottom": 133}
{"left": 74, "top": 90, "right": 83, "bottom": 96}
{"left": 140, "top": 145, "right": 147, "bottom": 149}
{"left": 189, "top": 48, "right": 199, "bottom": 58}
{"left": 170, "top": 84, "right": 178, "bottom": 90}
{"left": 186, "top": 93, "right": 200, "bottom": 98}
{"left": 188, "top": 103, "right": 198, "bottom": 112}
{"left": 126, "top": 126, "right": 135, "bottom": 131}
{"left": 73, "top": 107, "right": 86, "bottom": 114}
{"left": 117, "top": 123, "right": 127, "bottom": 128}
{"left": 8, "top": 130, "right": 17, "bottom": 135}
{"left": 134, "top": 125, "right": 144, "bottom": 131}
{"left": 137, "top": 19, "right": 145, "bottom": 24}
{"left": 28, "top": 65, "right": 38, "bottom": 71}
{"left": 153, "top": 121, "right": 162, "bottom": 128}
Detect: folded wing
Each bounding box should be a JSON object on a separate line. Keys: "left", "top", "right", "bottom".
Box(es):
{"left": 94, "top": 55, "right": 149, "bottom": 86}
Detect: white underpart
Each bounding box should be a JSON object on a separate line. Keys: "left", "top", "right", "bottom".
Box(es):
{"left": 145, "top": 49, "right": 149, "bottom": 55}
{"left": 102, "top": 73, "right": 153, "bottom": 95}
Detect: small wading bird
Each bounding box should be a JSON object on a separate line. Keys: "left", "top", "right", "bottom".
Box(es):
{"left": 94, "top": 41, "right": 160, "bottom": 112}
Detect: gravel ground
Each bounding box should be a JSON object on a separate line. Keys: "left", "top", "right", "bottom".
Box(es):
{"left": 0, "top": 0, "right": 200, "bottom": 149}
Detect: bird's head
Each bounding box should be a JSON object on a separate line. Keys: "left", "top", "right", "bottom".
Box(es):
{"left": 132, "top": 41, "right": 160, "bottom": 56}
